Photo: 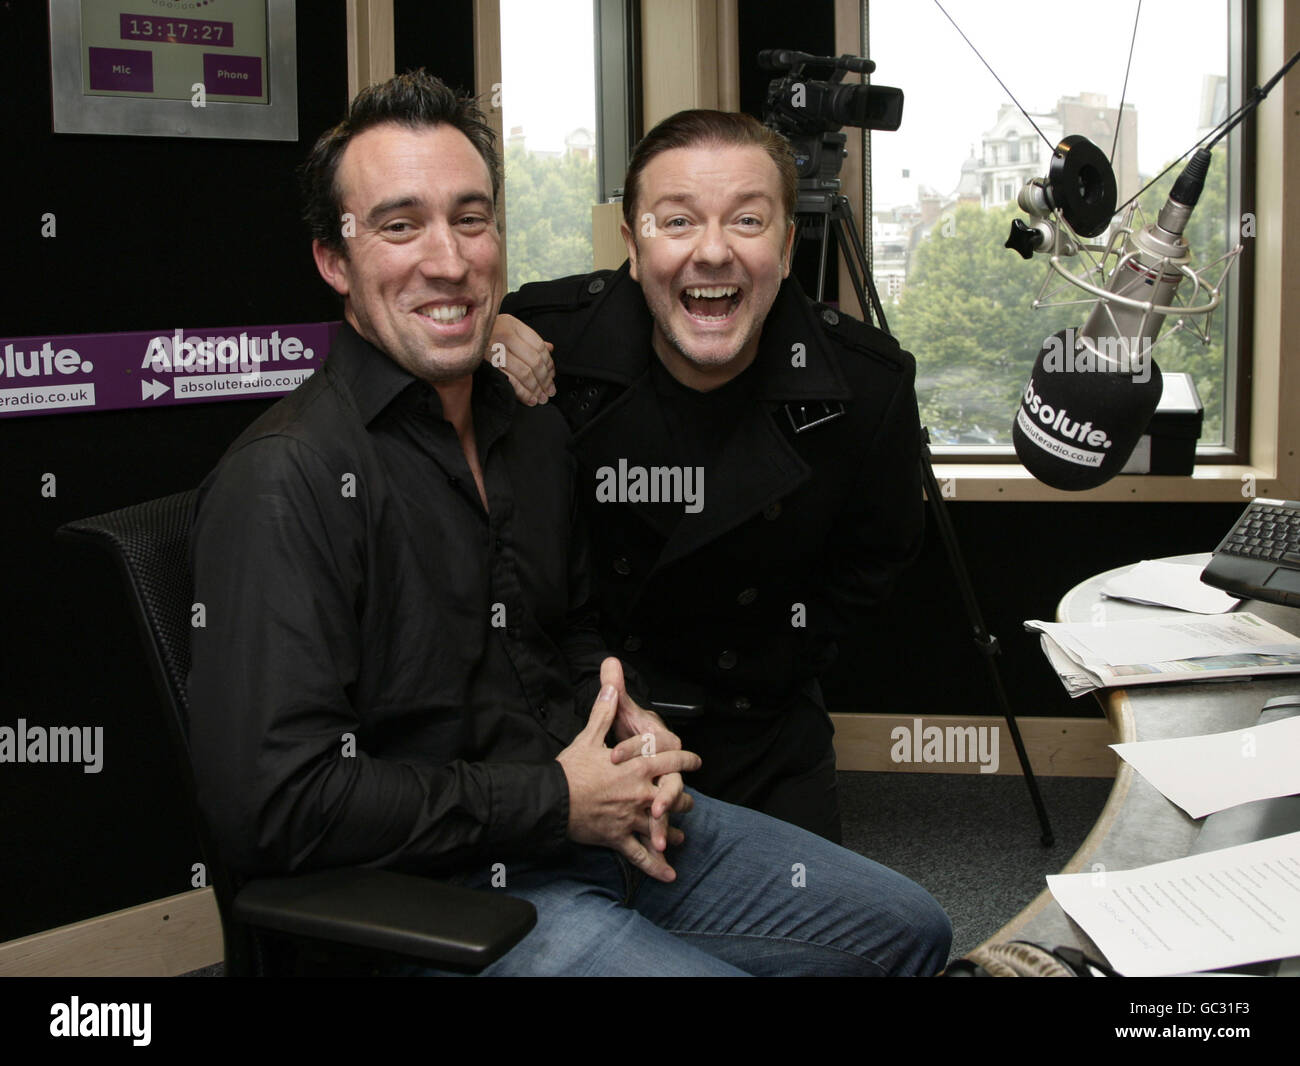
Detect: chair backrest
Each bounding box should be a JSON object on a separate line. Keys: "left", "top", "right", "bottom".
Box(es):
{"left": 56, "top": 490, "right": 254, "bottom": 964}
{"left": 58, "top": 489, "right": 199, "bottom": 735}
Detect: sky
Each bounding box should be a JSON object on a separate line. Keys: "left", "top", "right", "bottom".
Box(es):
{"left": 497, "top": 0, "right": 1233, "bottom": 206}
{"left": 500, "top": 0, "right": 597, "bottom": 153}
{"left": 868, "top": 0, "right": 1231, "bottom": 209}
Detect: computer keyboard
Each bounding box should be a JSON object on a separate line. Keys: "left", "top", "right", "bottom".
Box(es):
{"left": 1202, "top": 498, "right": 1300, "bottom": 606}
{"left": 1217, "top": 499, "right": 1300, "bottom": 562}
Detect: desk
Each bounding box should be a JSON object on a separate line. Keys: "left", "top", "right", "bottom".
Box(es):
{"left": 969, "top": 553, "right": 1300, "bottom": 973}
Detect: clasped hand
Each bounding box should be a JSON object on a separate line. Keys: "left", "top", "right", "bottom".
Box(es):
{"left": 557, "top": 658, "right": 699, "bottom": 882}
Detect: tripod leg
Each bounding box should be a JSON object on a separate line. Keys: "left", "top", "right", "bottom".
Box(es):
{"left": 919, "top": 435, "right": 1055, "bottom": 846}
{"left": 829, "top": 214, "right": 872, "bottom": 323}
{"left": 831, "top": 195, "right": 890, "bottom": 333}
{"left": 814, "top": 220, "right": 830, "bottom": 303}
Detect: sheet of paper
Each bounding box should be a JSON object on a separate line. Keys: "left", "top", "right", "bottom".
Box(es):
{"left": 1048, "top": 831, "right": 1300, "bottom": 976}
{"left": 1112, "top": 716, "right": 1300, "bottom": 818}
{"left": 1101, "top": 560, "right": 1241, "bottom": 614}
{"left": 1028, "top": 613, "right": 1300, "bottom": 668}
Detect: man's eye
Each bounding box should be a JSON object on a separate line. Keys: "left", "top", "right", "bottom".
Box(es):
{"left": 382, "top": 221, "right": 413, "bottom": 235}
{"left": 664, "top": 217, "right": 690, "bottom": 229}
{"left": 738, "top": 216, "right": 763, "bottom": 228}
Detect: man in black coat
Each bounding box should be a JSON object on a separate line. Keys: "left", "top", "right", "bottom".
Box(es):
{"left": 494, "top": 110, "right": 923, "bottom": 842}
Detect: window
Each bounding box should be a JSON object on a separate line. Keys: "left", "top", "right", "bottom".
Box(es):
{"left": 498, "top": 0, "right": 601, "bottom": 289}
{"left": 866, "top": 0, "right": 1245, "bottom": 457}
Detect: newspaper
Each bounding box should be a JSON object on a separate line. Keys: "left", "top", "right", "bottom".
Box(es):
{"left": 1024, "top": 612, "right": 1300, "bottom": 697}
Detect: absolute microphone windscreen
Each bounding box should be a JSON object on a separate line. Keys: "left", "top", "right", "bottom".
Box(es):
{"left": 1012, "top": 329, "right": 1163, "bottom": 490}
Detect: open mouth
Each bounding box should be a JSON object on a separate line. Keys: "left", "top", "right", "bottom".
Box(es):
{"left": 680, "top": 285, "right": 741, "bottom": 322}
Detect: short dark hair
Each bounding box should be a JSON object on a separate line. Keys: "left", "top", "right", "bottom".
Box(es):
{"left": 622, "top": 110, "right": 798, "bottom": 232}
{"left": 300, "top": 69, "right": 501, "bottom": 256}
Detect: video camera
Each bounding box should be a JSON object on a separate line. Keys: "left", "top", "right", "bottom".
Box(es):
{"left": 760, "top": 49, "right": 903, "bottom": 186}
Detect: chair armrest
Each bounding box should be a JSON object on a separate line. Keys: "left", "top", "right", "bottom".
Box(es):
{"left": 232, "top": 868, "right": 536, "bottom": 970}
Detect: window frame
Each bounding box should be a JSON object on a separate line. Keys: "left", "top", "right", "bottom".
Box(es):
{"left": 594, "top": 0, "right": 642, "bottom": 202}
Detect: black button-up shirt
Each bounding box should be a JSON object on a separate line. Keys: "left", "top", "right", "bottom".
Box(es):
{"left": 188, "top": 323, "right": 602, "bottom": 878}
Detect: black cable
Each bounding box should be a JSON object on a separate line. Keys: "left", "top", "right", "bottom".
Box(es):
{"left": 1207, "top": 44, "right": 1300, "bottom": 148}
{"left": 932, "top": 0, "right": 1054, "bottom": 151}
{"left": 1110, "top": 0, "right": 1142, "bottom": 166}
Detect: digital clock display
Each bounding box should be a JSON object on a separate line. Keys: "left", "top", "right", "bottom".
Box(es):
{"left": 119, "top": 15, "right": 235, "bottom": 47}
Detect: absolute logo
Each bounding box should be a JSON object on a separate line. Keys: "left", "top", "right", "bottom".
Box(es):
{"left": 1020, "top": 379, "right": 1112, "bottom": 452}
{"left": 890, "top": 718, "right": 999, "bottom": 773}
{"left": 0, "top": 718, "right": 103, "bottom": 773}
{"left": 0, "top": 342, "right": 92, "bottom": 379}
{"left": 1041, "top": 327, "right": 1152, "bottom": 383}
{"left": 595, "top": 458, "right": 704, "bottom": 514}
{"left": 50, "top": 998, "right": 151, "bottom": 1047}
{"left": 142, "top": 329, "right": 314, "bottom": 375}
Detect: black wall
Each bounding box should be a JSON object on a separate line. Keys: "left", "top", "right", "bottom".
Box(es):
{"left": 0, "top": 0, "right": 1247, "bottom": 948}
{"left": 2, "top": 2, "right": 326, "bottom": 943}
{"left": 823, "top": 501, "right": 1244, "bottom": 716}
{"left": 393, "top": 0, "right": 475, "bottom": 96}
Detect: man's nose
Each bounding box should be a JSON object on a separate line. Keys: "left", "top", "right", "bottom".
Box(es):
{"left": 692, "top": 219, "right": 734, "bottom": 267}
{"left": 418, "top": 223, "right": 469, "bottom": 280}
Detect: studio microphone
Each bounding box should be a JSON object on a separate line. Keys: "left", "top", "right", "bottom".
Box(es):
{"left": 1011, "top": 149, "right": 1213, "bottom": 491}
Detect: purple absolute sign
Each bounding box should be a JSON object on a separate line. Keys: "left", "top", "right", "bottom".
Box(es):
{"left": 0, "top": 322, "right": 340, "bottom": 421}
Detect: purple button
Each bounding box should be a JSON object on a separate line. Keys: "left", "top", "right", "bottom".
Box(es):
{"left": 202, "top": 53, "right": 263, "bottom": 97}
{"left": 88, "top": 47, "right": 154, "bottom": 93}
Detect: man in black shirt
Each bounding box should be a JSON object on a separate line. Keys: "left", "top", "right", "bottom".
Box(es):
{"left": 188, "top": 71, "right": 949, "bottom": 975}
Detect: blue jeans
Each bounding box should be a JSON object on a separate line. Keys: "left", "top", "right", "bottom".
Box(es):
{"left": 430, "top": 790, "right": 950, "bottom": 976}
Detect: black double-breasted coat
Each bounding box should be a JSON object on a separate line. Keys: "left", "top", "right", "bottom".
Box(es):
{"left": 501, "top": 263, "right": 924, "bottom": 835}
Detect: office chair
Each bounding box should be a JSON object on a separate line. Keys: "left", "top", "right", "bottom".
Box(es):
{"left": 57, "top": 490, "right": 535, "bottom": 975}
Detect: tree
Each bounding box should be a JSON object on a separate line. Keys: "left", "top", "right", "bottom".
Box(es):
{"left": 889, "top": 202, "right": 1075, "bottom": 443}
{"left": 503, "top": 143, "right": 599, "bottom": 291}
